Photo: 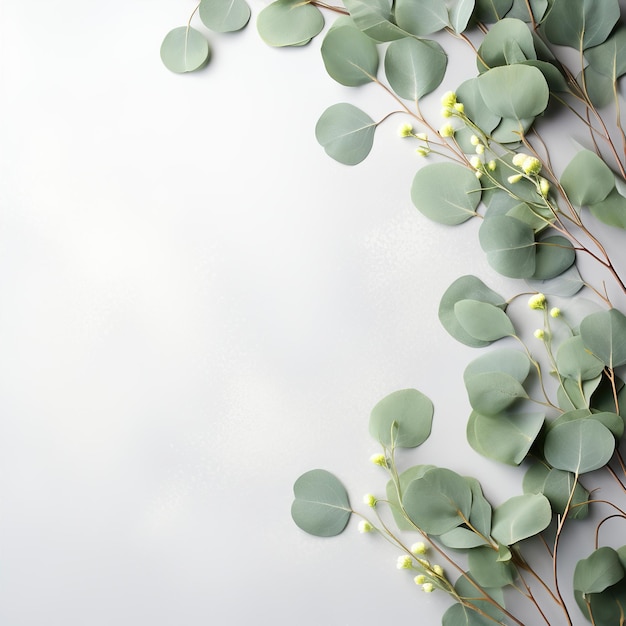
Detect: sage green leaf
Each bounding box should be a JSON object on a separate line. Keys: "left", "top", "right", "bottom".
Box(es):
{"left": 591, "top": 375, "right": 626, "bottom": 418}
{"left": 544, "top": 420, "right": 615, "bottom": 473}
{"left": 257, "top": 0, "right": 324, "bottom": 47}
{"left": 505, "top": 0, "right": 548, "bottom": 22}
{"left": 479, "top": 215, "right": 536, "bottom": 278}
{"left": 506, "top": 201, "right": 554, "bottom": 231}
{"left": 467, "top": 410, "right": 544, "bottom": 465}
{"left": 315, "top": 103, "right": 376, "bottom": 165}
{"left": 342, "top": 0, "right": 408, "bottom": 41}
{"left": 589, "top": 187, "right": 626, "bottom": 229}
{"left": 468, "top": 546, "right": 517, "bottom": 587}
{"left": 466, "top": 372, "right": 528, "bottom": 415}
{"left": 160, "top": 27, "right": 211, "bottom": 74}
{"left": 526, "top": 264, "right": 584, "bottom": 297}
{"left": 490, "top": 116, "right": 535, "bottom": 144}
{"left": 198, "top": 0, "right": 250, "bottom": 32}
{"left": 533, "top": 235, "right": 575, "bottom": 279}
{"left": 474, "top": 0, "right": 514, "bottom": 23}
{"left": 579, "top": 66, "right": 615, "bottom": 108}
{"left": 438, "top": 275, "right": 507, "bottom": 348}
{"left": 403, "top": 467, "right": 473, "bottom": 534}
{"left": 442, "top": 602, "right": 497, "bottom": 626}
{"left": 438, "top": 527, "right": 489, "bottom": 549}
{"left": 542, "top": 0, "right": 620, "bottom": 50}
{"left": 478, "top": 65, "right": 549, "bottom": 120}
{"left": 574, "top": 547, "right": 625, "bottom": 594}
{"left": 386, "top": 464, "right": 435, "bottom": 530}
{"left": 321, "top": 25, "right": 378, "bottom": 86}
{"left": 450, "top": 0, "right": 476, "bottom": 33}
{"left": 556, "top": 336, "right": 605, "bottom": 381}
{"left": 557, "top": 376, "right": 602, "bottom": 411}
{"left": 561, "top": 150, "right": 615, "bottom": 206}
{"left": 454, "top": 300, "right": 516, "bottom": 341}
{"left": 291, "top": 469, "right": 351, "bottom": 536}
{"left": 369, "top": 388, "right": 433, "bottom": 448}
{"left": 411, "top": 162, "right": 482, "bottom": 225}
{"left": 456, "top": 77, "right": 501, "bottom": 134}
{"left": 585, "top": 26, "right": 626, "bottom": 79}
{"left": 543, "top": 468, "right": 590, "bottom": 519}
{"left": 467, "top": 477, "right": 492, "bottom": 538}
{"left": 580, "top": 308, "right": 626, "bottom": 368}
{"left": 549, "top": 408, "right": 624, "bottom": 439}
{"left": 574, "top": 579, "right": 626, "bottom": 626}
{"left": 463, "top": 349, "right": 531, "bottom": 385}
{"left": 477, "top": 18, "right": 537, "bottom": 72}
{"left": 384, "top": 37, "right": 447, "bottom": 100}
{"left": 522, "top": 60, "right": 569, "bottom": 92}
{"left": 491, "top": 493, "right": 551, "bottom": 545}
{"left": 395, "top": 0, "right": 449, "bottom": 36}
{"left": 451, "top": 574, "right": 507, "bottom": 624}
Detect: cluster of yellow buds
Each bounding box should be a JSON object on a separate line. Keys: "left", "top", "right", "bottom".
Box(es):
{"left": 398, "top": 123, "right": 431, "bottom": 157}
{"left": 509, "top": 152, "right": 551, "bottom": 197}
{"left": 439, "top": 91, "right": 466, "bottom": 138}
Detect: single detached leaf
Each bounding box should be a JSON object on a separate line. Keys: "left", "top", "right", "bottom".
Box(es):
{"left": 411, "top": 162, "right": 482, "bottom": 225}
{"left": 403, "top": 467, "right": 473, "bottom": 534}
{"left": 369, "top": 388, "right": 434, "bottom": 447}
{"left": 491, "top": 493, "right": 551, "bottom": 545}
{"left": 257, "top": 0, "right": 324, "bottom": 47}
{"left": 454, "top": 300, "right": 515, "bottom": 341}
{"left": 438, "top": 275, "right": 507, "bottom": 348}
{"left": 561, "top": 150, "right": 615, "bottom": 206}
{"left": 574, "top": 547, "right": 625, "bottom": 594}
{"left": 199, "top": 0, "right": 251, "bottom": 32}
{"left": 384, "top": 37, "right": 447, "bottom": 100}
{"left": 544, "top": 420, "right": 615, "bottom": 474}
{"left": 478, "top": 64, "right": 549, "bottom": 120}
{"left": 160, "top": 27, "right": 211, "bottom": 73}
{"left": 315, "top": 103, "right": 376, "bottom": 165}
{"left": 580, "top": 308, "right": 626, "bottom": 368}
{"left": 321, "top": 25, "right": 379, "bottom": 86}
{"left": 291, "top": 469, "right": 351, "bottom": 536}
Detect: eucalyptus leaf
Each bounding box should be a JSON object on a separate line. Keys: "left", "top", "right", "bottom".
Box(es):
{"left": 467, "top": 410, "right": 544, "bottom": 465}
{"left": 479, "top": 214, "right": 536, "bottom": 278}
{"left": 438, "top": 526, "right": 489, "bottom": 549}
{"left": 411, "top": 162, "right": 482, "bottom": 225}
{"left": 561, "top": 150, "right": 615, "bottom": 206}
{"left": 491, "top": 493, "right": 551, "bottom": 545}
{"left": 315, "top": 103, "right": 376, "bottom": 165}
{"left": 526, "top": 264, "right": 584, "bottom": 297}
{"left": 588, "top": 187, "right": 626, "bottom": 229}
{"left": 532, "top": 235, "right": 575, "bottom": 279}
{"left": 522, "top": 60, "right": 569, "bottom": 93}
{"left": 505, "top": 0, "right": 548, "bottom": 22}
{"left": 574, "top": 578, "right": 626, "bottom": 626}
{"left": 474, "top": 0, "right": 514, "bottom": 23}
{"left": 468, "top": 546, "right": 517, "bottom": 588}
{"left": 467, "top": 476, "right": 492, "bottom": 538}
{"left": 342, "top": 0, "right": 408, "bottom": 41}
{"left": 585, "top": 26, "right": 626, "bottom": 79}
{"left": 369, "top": 388, "right": 433, "bottom": 448}
{"left": 477, "top": 18, "right": 537, "bottom": 72}
{"left": 490, "top": 116, "right": 535, "bottom": 144}
{"left": 555, "top": 336, "right": 605, "bottom": 381}
{"left": 386, "top": 464, "right": 436, "bottom": 530}
{"left": 542, "top": 0, "right": 620, "bottom": 50}
{"left": 321, "top": 25, "right": 379, "bottom": 86}
{"left": 478, "top": 64, "right": 549, "bottom": 120}
{"left": 160, "top": 27, "right": 211, "bottom": 74}
{"left": 574, "top": 547, "right": 625, "bottom": 595}
{"left": 580, "top": 308, "right": 626, "bottom": 368}
{"left": 544, "top": 420, "right": 615, "bottom": 474}
{"left": 291, "top": 469, "right": 351, "bottom": 536}
{"left": 395, "top": 0, "right": 450, "bottom": 36}
{"left": 465, "top": 372, "right": 528, "bottom": 415}
{"left": 441, "top": 602, "right": 498, "bottom": 626}
{"left": 198, "top": 0, "right": 250, "bottom": 32}
{"left": 452, "top": 574, "right": 507, "bottom": 624}
{"left": 456, "top": 77, "right": 501, "bottom": 134}
{"left": 454, "top": 299, "right": 516, "bottom": 341}
{"left": 384, "top": 37, "right": 447, "bottom": 100}
{"left": 543, "top": 468, "right": 590, "bottom": 519}
{"left": 257, "top": 0, "right": 324, "bottom": 47}
{"left": 403, "top": 467, "right": 473, "bottom": 534}
{"left": 463, "top": 349, "right": 531, "bottom": 385}
{"left": 438, "top": 275, "right": 507, "bottom": 348}
{"left": 450, "top": 0, "right": 476, "bottom": 34}
{"left": 579, "top": 66, "right": 616, "bottom": 108}
{"left": 557, "top": 376, "right": 602, "bottom": 412}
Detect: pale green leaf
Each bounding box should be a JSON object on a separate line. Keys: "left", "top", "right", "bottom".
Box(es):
{"left": 160, "top": 27, "right": 211, "bottom": 74}
{"left": 491, "top": 493, "right": 551, "bottom": 545}
{"left": 479, "top": 215, "right": 536, "bottom": 278}
{"left": 198, "top": 0, "right": 250, "bottom": 32}
{"left": 580, "top": 308, "right": 626, "bottom": 368}
{"left": 321, "top": 25, "right": 379, "bottom": 86}
{"left": 395, "top": 0, "right": 449, "bottom": 36}
{"left": 561, "top": 150, "right": 615, "bottom": 206}
{"left": 574, "top": 547, "right": 625, "bottom": 594}
{"left": 257, "top": 0, "right": 324, "bottom": 47}
{"left": 454, "top": 300, "right": 515, "bottom": 341}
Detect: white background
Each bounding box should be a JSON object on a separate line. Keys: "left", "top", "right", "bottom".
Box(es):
{"left": 1, "top": 1, "right": 624, "bottom": 625}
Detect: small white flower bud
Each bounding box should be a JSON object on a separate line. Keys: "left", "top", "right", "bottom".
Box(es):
{"left": 397, "top": 555, "right": 413, "bottom": 569}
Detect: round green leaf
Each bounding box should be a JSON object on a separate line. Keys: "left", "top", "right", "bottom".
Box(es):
{"left": 386, "top": 464, "right": 435, "bottom": 530}
{"left": 506, "top": 0, "right": 548, "bottom": 22}
{"left": 468, "top": 546, "right": 517, "bottom": 588}
{"left": 384, "top": 37, "right": 447, "bottom": 100}
{"left": 257, "top": 0, "right": 324, "bottom": 47}
{"left": 291, "top": 469, "right": 351, "bottom": 536}
{"left": 456, "top": 77, "right": 501, "bottom": 134}
{"left": 556, "top": 336, "right": 605, "bottom": 381}
{"left": 438, "top": 275, "right": 507, "bottom": 348}
{"left": 526, "top": 264, "right": 584, "bottom": 297}
{"left": 403, "top": 467, "right": 473, "bottom": 534}
{"left": 321, "top": 25, "right": 379, "bottom": 86}
{"left": 532, "top": 235, "right": 575, "bottom": 280}
{"left": 199, "top": 0, "right": 250, "bottom": 32}
{"left": 544, "top": 420, "right": 615, "bottom": 473}
{"left": 561, "top": 150, "right": 615, "bottom": 207}
{"left": 411, "top": 162, "right": 482, "bottom": 225}
{"left": 574, "top": 547, "right": 625, "bottom": 594}
{"left": 543, "top": 468, "right": 590, "bottom": 519}
{"left": 491, "top": 493, "right": 551, "bottom": 545}
{"left": 160, "top": 27, "right": 211, "bottom": 74}
{"left": 580, "top": 308, "right": 626, "bottom": 368}
{"left": 585, "top": 26, "right": 626, "bottom": 79}
{"left": 369, "top": 388, "right": 433, "bottom": 448}
{"left": 478, "top": 65, "right": 549, "bottom": 120}
{"left": 438, "top": 527, "right": 490, "bottom": 549}
{"left": 342, "top": 0, "right": 408, "bottom": 42}
{"left": 395, "top": 0, "right": 449, "bottom": 36}
{"left": 315, "top": 103, "right": 376, "bottom": 165}
{"left": 466, "top": 372, "right": 528, "bottom": 415}
{"left": 450, "top": 0, "right": 475, "bottom": 34}
{"left": 464, "top": 348, "right": 531, "bottom": 385}
{"left": 454, "top": 300, "right": 516, "bottom": 341}
{"left": 474, "top": 0, "right": 514, "bottom": 23}
{"left": 447, "top": 574, "right": 507, "bottom": 625}
{"left": 442, "top": 602, "right": 498, "bottom": 626}
{"left": 479, "top": 214, "right": 536, "bottom": 278}
{"left": 542, "top": 0, "right": 620, "bottom": 50}
{"left": 477, "top": 18, "right": 537, "bottom": 72}
{"left": 467, "top": 410, "right": 544, "bottom": 465}
{"left": 588, "top": 188, "right": 626, "bottom": 229}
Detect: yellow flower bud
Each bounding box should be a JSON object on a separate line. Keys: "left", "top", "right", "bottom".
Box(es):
{"left": 397, "top": 555, "right": 413, "bottom": 569}
{"left": 512, "top": 153, "right": 529, "bottom": 166}
{"left": 414, "top": 575, "right": 426, "bottom": 585}
{"left": 410, "top": 542, "right": 427, "bottom": 555}
{"left": 539, "top": 177, "right": 550, "bottom": 197}
{"left": 487, "top": 160, "right": 497, "bottom": 171}
{"left": 439, "top": 123, "right": 455, "bottom": 138}
{"left": 422, "top": 583, "right": 435, "bottom": 593}
{"left": 522, "top": 156, "right": 542, "bottom": 175}
{"left": 358, "top": 520, "right": 373, "bottom": 533}
{"left": 363, "top": 493, "right": 377, "bottom": 507}
{"left": 453, "top": 102, "right": 465, "bottom": 113}
{"left": 534, "top": 328, "right": 545, "bottom": 340}
{"left": 441, "top": 91, "right": 457, "bottom": 107}
{"left": 507, "top": 174, "right": 523, "bottom": 184}
{"left": 528, "top": 293, "right": 546, "bottom": 310}
{"left": 550, "top": 307, "right": 561, "bottom": 318}
{"left": 370, "top": 453, "right": 387, "bottom": 467}
{"left": 398, "top": 123, "right": 414, "bottom": 138}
